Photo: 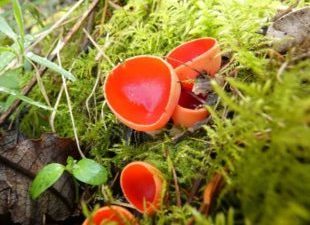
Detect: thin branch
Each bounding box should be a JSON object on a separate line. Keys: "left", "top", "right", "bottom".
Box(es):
{"left": 108, "top": 1, "right": 122, "bottom": 10}
{"left": 83, "top": 28, "right": 114, "bottom": 66}
{"left": 29, "top": 0, "right": 85, "bottom": 49}
{"left": 164, "top": 149, "right": 181, "bottom": 207}
{"left": 99, "top": 0, "right": 110, "bottom": 36}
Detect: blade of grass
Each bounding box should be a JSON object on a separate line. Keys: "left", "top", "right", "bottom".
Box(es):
{"left": 56, "top": 52, "right": 84, "bottom": 158}
{"left": 0, "top": 86, "right": 52, "bottom": 110}
{"left": 11, "top": 0, "right": 25, "bottom": 52}
{"left": 26, "top": 52, "right": 76, "bottom": 81}
{"left": 0, "top": 16, "right": 18, "bottom": 40}
{"left": 27, "top": 58, "right": 51, "bottom": 107}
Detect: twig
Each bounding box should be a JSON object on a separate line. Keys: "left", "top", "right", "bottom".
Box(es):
{"left": 81, "top": 10, "right": 95, "bottom": 50}
{"left": 171, "top": 157, "right": 182, "bottom": 207}
{"left": 29, "top": 0, "right": 85, "bottom": 49}
{"left": 99, "top": 0, "right": 110, "bottom": 36}
{"left": 0, "top": 0, "right": 100, "bottom": 126}
{"left": 164, "top": 149, "right": 181, "bottom": 207}
{"left": 109, "top": 1, "right": 122, "bottom": 10}
{"left": 83, "top": 28, "right": 114, "bottom": 66}
{"left": 277, "top": 61, "right": 288, "bottom": 83}
{"left": 110, "top": 201, "right": 135, "bottom": 209}
{"left": 187, "top": 178, "right": 202, "bottom": 204}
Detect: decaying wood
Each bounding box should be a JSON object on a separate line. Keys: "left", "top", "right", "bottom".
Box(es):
{"left": 0, "top": 131, "right": 77, "bottom": 225}
{"left": 0, "top": 0, "right": 100, "bottom": 126}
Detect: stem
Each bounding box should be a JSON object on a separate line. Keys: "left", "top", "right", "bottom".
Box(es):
{"left": 56, "top": 52, "right": 85, "bottom": 158}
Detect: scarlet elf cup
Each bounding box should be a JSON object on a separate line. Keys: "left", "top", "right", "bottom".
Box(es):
{"left": 120, "top": 161, "right": 165, "bottom": 215}
{"left": 82, "top": 205, "right": 137, "bottom": 225}
{"left": 104, "top": 38, "right": 221, "bottom": 130}
{"left": 104, "top": 55, "right": 180, "bottom": 131}
{"left": 166, "top": 37, "right": 221, "bottom": 127}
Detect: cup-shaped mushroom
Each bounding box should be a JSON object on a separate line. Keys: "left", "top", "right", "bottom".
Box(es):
{"left": 172, "top": 89, "right": 209, "bottom": 127}
{"left": 120, "top": 161, "right": 164, "bottom": 215}
{"left": 82, "top": 205, "right": 137, "bottom": 225}
{"left": 104, "top": 55, "right": 181, "bottom": 132}
{"left": 166, "top": 37, "right": 221, "bottom": 91}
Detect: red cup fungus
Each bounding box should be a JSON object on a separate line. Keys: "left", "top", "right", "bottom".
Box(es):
{"left": 166, "top": 37, "right": 221, "bottom": 91}
{"left": 120, "top": 161, "right": 164, "bottom": 215}
{"left": 82, "top": 205, "right": 137, "bottom": 225}
{"left": 172, "top": 89, "right": 209, "bottom": 127}
{"left": 166, "top": 37, "right": 221, "bottom": 127}
{"left": 104, "top": 55, "right": 180, "bottom": 132}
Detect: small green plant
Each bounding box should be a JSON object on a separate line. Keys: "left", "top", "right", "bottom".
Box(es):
{"left": 0, "top": 0, "right": 75, "bottom": 112}
{"left": 30, "top": 157, "right": 108, "bottom": 199}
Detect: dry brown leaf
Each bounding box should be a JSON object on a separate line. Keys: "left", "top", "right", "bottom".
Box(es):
{"left": 267, "top": 7, "right": 310, "bottom": 52}
{"left": 0, "top": 131, "right": 77, "bottom": 225}
{"left": 202, "top": 173, "right": 224, "bottom": 216}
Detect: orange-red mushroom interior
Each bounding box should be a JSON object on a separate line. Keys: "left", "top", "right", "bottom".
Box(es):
{"left": 105, "top": 57, "right": 172, "bottom": 125}
{"left": 121, "top": 164, "right": 156, "bottom": 212}
{"left": 167, "top": 38, "right": 216, "bottom": 68}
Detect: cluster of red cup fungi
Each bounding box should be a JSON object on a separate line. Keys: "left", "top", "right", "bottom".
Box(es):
{"left": 104, "top": 37, "right": 221, "bottom": 131}
{"left": 83, "top": 37, "right": 221, "bottom": 225}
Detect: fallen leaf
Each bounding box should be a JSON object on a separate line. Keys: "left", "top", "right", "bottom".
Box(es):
{"left": 0, "top": 131, "right": 77, "bottom": 225}
{"left": 202, "top": 173, "right": 224, "bottom": 216}
{"left": 267, "top": 7, "right": 310, "bottom": 52}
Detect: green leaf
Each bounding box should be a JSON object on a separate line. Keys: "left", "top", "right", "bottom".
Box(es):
{"left": 26, "top": 52, "right": 76, "bottom": 81}
{"left": 30, "top": 163, "right": 65, "bottom": 199}
{"left": 0, "top": 34, "right": 33, "bottom": 71}
{"left": 0, "top": 68, "right": 20, "bottom": 89}
{"left": 0, "top": 16, "right": 18, "bottom": 40}
{"left": 72, "top": 158, "right": 107, "bottom": 185}
{"left": 12, "top": 0, "right": 25, "bottom": 43}
{"left": 0, "top": 86, "right": 53, "bottom": 110}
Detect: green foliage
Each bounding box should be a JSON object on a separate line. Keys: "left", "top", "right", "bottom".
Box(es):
{"left": 71, "top": 158, "right": 108, "bottom": 186}
{"left": 26, "top": 52, "right": 76, "bottom": 81}
{"left": 0, "top": 0, "right": 74, "bottom": 114}
{"left": 0, "top": 86, "right": 52, "bottom": 110}
{"left": 30, "top": 163, "right": 65, "bottom": 199}
{"left": 30, "top": 157, "right": 108, "bottom": 199}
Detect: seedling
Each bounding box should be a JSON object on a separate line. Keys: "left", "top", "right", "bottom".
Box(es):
{"left": 30, "top": 157, "right": 107, "bottom": 199}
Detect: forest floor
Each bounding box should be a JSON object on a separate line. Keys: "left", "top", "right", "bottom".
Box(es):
{"left": 0, "top": 0, "right": 309, "bottom": 225}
